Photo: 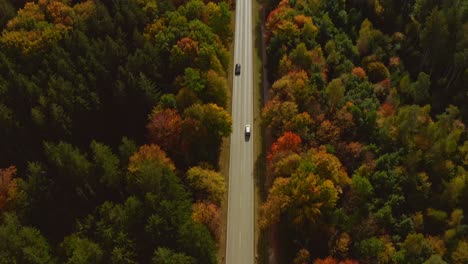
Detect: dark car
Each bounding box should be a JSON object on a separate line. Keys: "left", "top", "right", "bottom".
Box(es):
{"left": 235, "top": 63, "right": 241, "bottom": 75}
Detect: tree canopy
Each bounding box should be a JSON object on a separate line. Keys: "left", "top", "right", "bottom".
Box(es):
{"left": 0, "top": 0, "right": 232, "bottom": 263}
{"left": 261, "top": 0, "right": 467, "bottom": 262}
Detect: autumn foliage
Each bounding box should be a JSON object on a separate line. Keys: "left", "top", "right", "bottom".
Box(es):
{"left": 267, "top": 131, "right": 302, "bottom": 162}
{"left": 308, "top": 147, "right": 351, "bottom": 188}
{"left": 186, "top": 166, "right": 226, "bottom": 205}
{"left": 147, "top": 108, "right": 183, "bottom": 154}
{"left": 313, "top": 258, "right": 359, "bottom": 264}
{"left": 378, "top": 102, "right": 395, "bottom": 118}
{"left": 128, "top": 144, "right": 175, "bottom": 173}
{"left": 259, "top": 177, "right": 291, "bottom": 229}
{"left": 316, "top": 120, "right": 340, "bottom": 143}
{"left": 177, "top": 37, "right": 199, "bottom": 54}
{"left": 0, "top": 0, "right": 233, "bottom": 262}
{"left": 192, "top": 202, "right": 221, "bottom": 241}
{"left": 351, "top": 67, "right": 366, "bottom": 79}
{"left": 1, "top": 0, "right": 95, "bottom": 54}
{"left": 261, "top": 0, "right": 467, "bottom": 262}
{"left": 0, "top": 166, "right": 18, "bottom": 211}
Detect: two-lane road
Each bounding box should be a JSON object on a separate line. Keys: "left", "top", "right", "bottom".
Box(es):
{"left": 225, "top": 0, "right": 254, "bottom": 263}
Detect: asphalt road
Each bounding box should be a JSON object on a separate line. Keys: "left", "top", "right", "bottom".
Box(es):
{"left": 225, "top": 0, "right": 254, "bottom": 263}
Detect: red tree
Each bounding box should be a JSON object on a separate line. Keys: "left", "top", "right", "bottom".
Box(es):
{"left": 0, "top": 166, "right": 18, "bottom": 211}
{"left": 313, "top": 258, "right": 359, "bottom": 264}
{"left": 177, "top": 37, "right": 199, "bottom": 54}
{"left": 267, "top": 131, "right": 302, "bottom": 162}
{"left": 379, "top": 102, "right": 395, "bottom": 117}
{"left": 147, "top": 108, "right": 182, "bottom": 155}
{"left": 351, "top": 67, "right": 366, "bottom": 79}
{"left": 313, "top": 257, "right": 338, "bottom": 264}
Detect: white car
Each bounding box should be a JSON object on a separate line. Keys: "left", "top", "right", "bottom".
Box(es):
{"left": 245, "top": 125, "right": 251, "bottom": 137}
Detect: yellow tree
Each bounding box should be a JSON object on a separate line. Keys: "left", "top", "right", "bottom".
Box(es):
{"left": 261, "top": 147, "right": 349, "bottom": 229}
{"left": 307, "top": 147, "right": 351, "bottom": 189}
{"left": 452, "top": 240, "right": 468, "bottom": 264}
{"left": 1, "top": 0, "right": 95, "bottom": 55}
{"left": 186, "top": 166, "right": 226, "bottom": 205}
{"left": 325, "top": 78, "right": 345, "bottom": 111}
{"left": 259, "top": 177, "right": 291, "bottom": 229}
{"left": 288, "top": 171, "right": 339, "bottom": 225}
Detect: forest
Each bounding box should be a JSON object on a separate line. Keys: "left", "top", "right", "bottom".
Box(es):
{"left": 259, "top": 0, "right": 467, "bottom": 263}
{"left": 1, "top": 0, "right": 467, "bottom": 263}
{"left": 0, "top": 0, "right": 232, "bottom": 263}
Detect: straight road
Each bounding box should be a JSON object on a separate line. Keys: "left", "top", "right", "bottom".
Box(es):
{"left": 225, "top": 0, "right": 254, "bottom": 263}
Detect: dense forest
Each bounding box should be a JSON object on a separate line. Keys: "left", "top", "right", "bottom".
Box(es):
{"left": 1, "top": 0, "right": 467, "bottom": 263}
{"left": 0, "top": 0, "right": 232, "bottom": 263}
{"left": 259, "top": 0, "right": 467, "bottom": 263}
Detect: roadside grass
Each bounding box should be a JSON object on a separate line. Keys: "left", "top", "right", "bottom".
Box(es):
{"left": 253, "top": 0, "right": 268, "bottom": 263}
{"left": 217, "top": 10, "right": 236, "bottom": 264}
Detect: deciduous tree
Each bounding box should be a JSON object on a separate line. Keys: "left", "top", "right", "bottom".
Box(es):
{"left": 127, "top": 145, "right": 176, "bottom": 195}
{"left": 325, "top": 78, "right": 345, "bottom": 110}
{"left": 451, "top": 240, "right": 468, "bottom": 264}
{"left": 262, "top": 99, "right": 299, "bottom": 137}
{"left": 147, "top": 108, "right": 183, "bottom": 156}
{"left": 192, "top": 202, "right": 221, "bottom": 241}
{"left": 267, "top": 131, "right": 302, "bottom": 162}
{"left": 0, "top": 166, "right": 17, "bottom": 211}
{"left": 186, "top": 166, "right": 226, "bottom": 205}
